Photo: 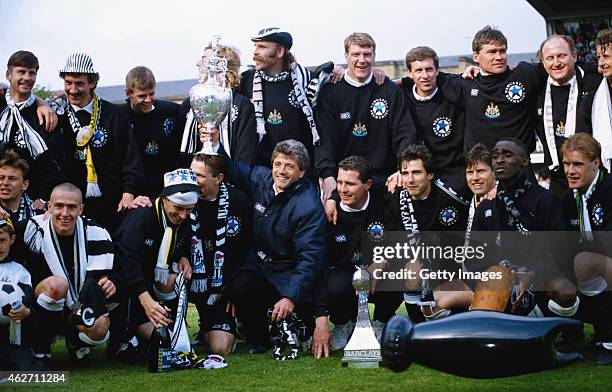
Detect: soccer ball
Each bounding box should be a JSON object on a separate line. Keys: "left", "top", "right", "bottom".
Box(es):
{"left": 0, "top": 282, "right": 25, "bottom": 325}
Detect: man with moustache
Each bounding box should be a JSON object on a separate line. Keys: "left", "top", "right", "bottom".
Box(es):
{"left": 536, "top": 35, "right": 601, "bottom": 196}
{"left": 239, "top": 28, "right": 333, "bottom": 169}
{"left": 561, "top": 133, "right": 612, "bottom": 364}
{"left": 0, "top": 51, "right": 61, "bottom": 209}
{"left": 120, "top": 66, "right": 183, "bottom": 198}
{"left": 580, "top": 29, "right": 612, "bottom": 172}
{"left": 397, "top": 46, "right": 467, "bottom": 195}
{"left": 316, "top": 32, "right": 416, "bottom": 201}
{"left": 52, "top": 53, "right": 143, "bottom": 234}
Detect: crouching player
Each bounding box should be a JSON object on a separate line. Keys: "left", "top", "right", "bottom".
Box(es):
{"left": 15, "top": 183, "right": 118, "bottom": 365}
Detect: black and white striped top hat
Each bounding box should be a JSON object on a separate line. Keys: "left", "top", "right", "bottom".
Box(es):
{"left": 59, "top": 52, "right": 97, "bottom": 74}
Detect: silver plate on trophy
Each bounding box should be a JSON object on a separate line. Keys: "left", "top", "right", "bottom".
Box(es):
{"left": 342, "top": 268, "right": 382, "bottom": 368}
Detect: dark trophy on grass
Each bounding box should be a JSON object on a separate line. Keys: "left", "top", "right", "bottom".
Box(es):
{"left": 341, "top": 267, "right": 382, "bottom": 368}
{"left": 381, "top": 311, "right": 583, "bottom": 378}
{"left": 189, "top": 35, "right": 232, "bottom": 155}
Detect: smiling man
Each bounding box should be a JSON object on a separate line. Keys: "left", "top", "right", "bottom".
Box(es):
{"left": 54, "top": 52, "right": 143, "bottom": 234}
{"left": 0, "top": 51, "right": 61, "bottom": 209}
{"left": 535, "top": 35, "right": 602, "bottom": 196}
{"left": 0, "top": 152, "right": 34, "bottom": 225}
{"left": 186, "top": 153, "right": 251, "bottom": 356}
{"left": 385, "top": 145, "right": 470, "bottom": 323}
{"left": 114, "top": 168, "right": 196, "bottom": 358}
{"left": 322, "top": 155, "right": 402, "bottom": 351}
{"left": 471, "top": 138, "right": 578, "bottom": 319}
{"left": 561, "top": 133, "right": 612, "bottom": 365}
{"left": 398, "top": 46, "right": 467, "bottom": 194}
{"left": 439, "top": 26, "right": 548, "bottom": 154}
{"left": 222, "top": 139, "right": 327, "bottom": 358}
{"left": 120, "top": 66, "right": 183, "bottom": 198}
{"left": 239, "top": 28, "right": 333, "bottom": 170}
{"left": 463, "top": 143, "right": 496, "bottom": 245}
{"left": 14, "top": 183, "right": 118, "bottom": 365}
{"left": 316, "top": 32, "right": 416, "bottom": 200}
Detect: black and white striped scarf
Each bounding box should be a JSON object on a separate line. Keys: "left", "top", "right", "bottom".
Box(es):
{"left": 252, "top": 63, "right": 320, "bottom": 144}
{"left": 497, "top": 177, "right": 532, "bottom": 236}
{"left": 0, "top": 91, "right": 48, "bottom": 158}
{"left": 189, "top": 182, "right": 229, "bottom": 298}
{"left": 170, "top": 272, "right": 192, "bottom": 353}
{"left": 16, "top": 192, "right": 35, "bottom": 222}
{"left": 23, "top": 215, "right": 114, "bottom": 309}
{"left": 399, "top": 187, "right": 435, "bottom": 307}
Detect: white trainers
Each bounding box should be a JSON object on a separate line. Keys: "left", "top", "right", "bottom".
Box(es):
{"left": 330, "top": 321, "right": 355, "bottom": 350}
{"left": 202, "top": 354, "right": 228, "bottom": 369}
{"left": 373, "top": 320, "right": 386, "bottom": 342}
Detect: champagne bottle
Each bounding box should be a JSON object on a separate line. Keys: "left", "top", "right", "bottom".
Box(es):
{"left": 148, "top": 302, "right": 172, "bottom": 373}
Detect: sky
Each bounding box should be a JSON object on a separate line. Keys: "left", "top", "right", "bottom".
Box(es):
{"left": 0, "top": 0, "right": 546, "bottom": 89}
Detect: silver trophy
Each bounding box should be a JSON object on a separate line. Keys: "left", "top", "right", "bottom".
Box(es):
{"left": 342, "top": 268, "right": 382, "bottom": 368}
{"left": 189, "top": 35, "right": 232, "bottom": 155}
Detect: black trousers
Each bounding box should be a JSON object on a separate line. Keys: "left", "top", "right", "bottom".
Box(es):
{"left": 226, "top": 268, "right": 314, "bottom": 346}
{"left": 327, "top": 267, "right": 403, "bottom": 325}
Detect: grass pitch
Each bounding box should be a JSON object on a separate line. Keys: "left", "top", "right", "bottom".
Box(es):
{"left": 7, "top": 305, "right": 612, "bottom": 392}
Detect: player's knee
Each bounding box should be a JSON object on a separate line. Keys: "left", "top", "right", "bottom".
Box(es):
{"left": 547, "top": 278, "right": 576, "bottom": 306}
{"left": 35, "top": 276, "right": 69, "bottom": 300}
{"left": 574, "top": 251, "right": 605, "bottom": 281}
{"left": 208, "top": 331, "right": 235, "bottom": 356}
{"left": 79, "top": 316, "right": 110, "bottom": 341}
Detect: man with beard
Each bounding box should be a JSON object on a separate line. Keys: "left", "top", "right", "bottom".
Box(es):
{"left": 0, "top": 51, "right": 61, "bottom": 209}
{"left": 120, "top": 66, "right": 183, "bottom": 198}
{"left": 53, "top": 53, "right": 144, "bottom": 234}
{"left": 239, "top": 28, "right": 333, "bottom": 170}
{"left": 561, "top": 133, "right": 612, "bottom": 364}
{"left": 536, "top": 35, "right": 601, "bottom": 196}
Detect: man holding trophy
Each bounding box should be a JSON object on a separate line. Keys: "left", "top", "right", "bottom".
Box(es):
{"left": 180, "top": 44, "right": 258, "bottom": 166}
